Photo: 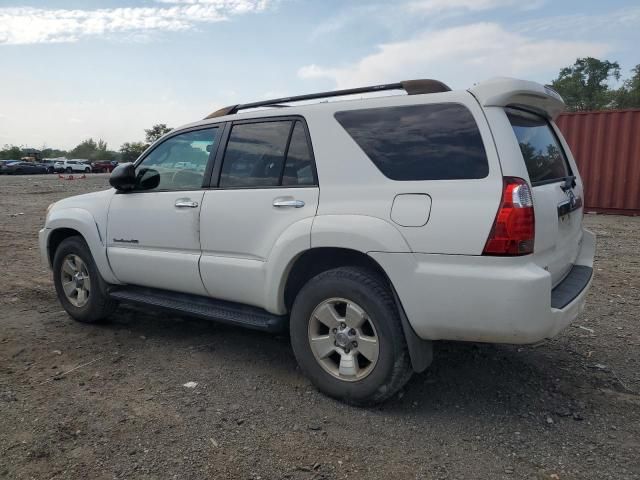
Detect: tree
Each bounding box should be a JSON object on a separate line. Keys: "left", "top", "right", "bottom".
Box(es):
{"left": 120, "top": 142, "right": 147, "bottom": 163}
{"left": 67, "top": 138, "right": 98, "bottom": 159}
{"left": 145, "top": 124, "right": 172, "bottom": 144}
{"left": 551, "top": 57, "right": 620, "bottom": 111}
{"left": 613, "top": 64, "right": 640, "bottom": 109}
{"left": 67, "top": 138, "right": 115, "bottom": 161}
{"left": 41, "top": 147, "right": 68, "bottom": 159}
{"left": 0, "top": 145, "right": 23, "bottom": 160}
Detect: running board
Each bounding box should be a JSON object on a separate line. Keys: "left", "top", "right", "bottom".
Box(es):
{"left": 109, "top": 286, "right": 287, "bottom": 333}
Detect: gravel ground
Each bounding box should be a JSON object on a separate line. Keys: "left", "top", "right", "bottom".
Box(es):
{"left": 0, "top": 173, "right": 638, "bottom": 480}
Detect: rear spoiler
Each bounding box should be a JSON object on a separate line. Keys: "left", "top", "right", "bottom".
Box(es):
{"left": 468, "top": 77, "right": 565, "bottom": 120}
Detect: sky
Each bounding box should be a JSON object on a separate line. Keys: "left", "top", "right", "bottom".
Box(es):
{"left": 0, "top": 0, "right": 638, "bottom": 150}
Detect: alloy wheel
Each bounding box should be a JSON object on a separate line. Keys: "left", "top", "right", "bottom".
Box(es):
{"left": 60, "top": 254, "right": 91, "bottom": 307}
{"left": 308, "top": 297, "right": 379, "bottom": 382}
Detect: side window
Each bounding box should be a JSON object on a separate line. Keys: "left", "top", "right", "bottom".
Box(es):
{"left": 335, "top": 103, "right": 489, "bottom": 181}
{"left": 282, "top": 121, "right": 314, "bottom": 186}
{"left": 136, "top": 128, "right": 218, "bottom": 191}
{"left": 219, "top": 121, "right": 291, "bottom": 188}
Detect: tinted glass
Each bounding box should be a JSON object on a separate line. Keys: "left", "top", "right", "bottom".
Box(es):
{"left": 335, "top": 103, "right": 488, "bottom": 181}
{"left": 507, "top": 110, "right": 571, "bottom": 184}
{"left": 136, "top": 128, "right": 218, "bottom": 191}
{"left": 220, "top": 121, "right": 291, "bottom": 188}
{"left": 282, "top": 121, "right": 314, "bottom": 186}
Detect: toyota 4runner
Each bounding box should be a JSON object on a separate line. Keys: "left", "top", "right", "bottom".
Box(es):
{"left": 40, "top": 78, "right": 595, "bottom": 404}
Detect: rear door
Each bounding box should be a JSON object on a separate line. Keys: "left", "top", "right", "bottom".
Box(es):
{"left": 199, "top": 118, "right": 319, "bottom": 307}
{"left": 506, "top": 109, "right": 583, "bottom": 285}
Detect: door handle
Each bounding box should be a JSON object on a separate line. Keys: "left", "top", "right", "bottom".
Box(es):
{"left": 273, "top": 199, "right": 305, "bottom": 208}
{"left": 175, "top": 199, "right": 199, "bottom": 208}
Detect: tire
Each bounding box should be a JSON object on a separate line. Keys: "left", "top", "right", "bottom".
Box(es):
{"left": 65, "top": 167, "right": 72, "bottom": 173}
{"left": 47, "top": 167, "right": 54, "bottom": 174}
{"left": 290, "top": 266, "right": 412, "bottom": 405}
{"left": 52, "top": 236, "right": 117, "bottom": 323}
{"left": 85, "top": 167, "right": 90, "bottom": 173}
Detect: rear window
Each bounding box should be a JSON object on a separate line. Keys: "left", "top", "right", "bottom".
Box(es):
{"left": 507, "top": 109, "right": 571, "bottom": 185}
{"left": 334, "top": 103, "right": 489, "bottom": 181}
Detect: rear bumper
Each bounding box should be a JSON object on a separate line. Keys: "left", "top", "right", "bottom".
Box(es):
{"left": 370, "top": 229, "right": 596, "bottom": 344}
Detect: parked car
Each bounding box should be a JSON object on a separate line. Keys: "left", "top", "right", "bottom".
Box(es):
{"left": 40, "top": 159, "right": 63, "bottom": 174}
{"left": 2, "top": 161, "right": 48, "bottom": 175}
{"left": 39, "top": 78, "right": 595, "bottom": 405}
{"left": 54, "top": 159, "right": 91, "bottom": 173}
{"left": 0, "top": 160, "right": 21, "bottom": 174}
{"left": 91, "top": 160, "right": 118, "bottom": 173}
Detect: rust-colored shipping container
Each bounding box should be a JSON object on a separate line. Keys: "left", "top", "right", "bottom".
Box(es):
{"left": 556, "top": 109, "right": 640, "bottom": 215}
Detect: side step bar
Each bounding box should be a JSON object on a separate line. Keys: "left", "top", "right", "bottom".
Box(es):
{"left": 109, "top": 286, "right": 287, "bottom": 333}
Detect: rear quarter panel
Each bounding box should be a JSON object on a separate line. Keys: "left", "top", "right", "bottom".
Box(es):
{"left": 305, "top": 91, "right": 502, "bottom": 255}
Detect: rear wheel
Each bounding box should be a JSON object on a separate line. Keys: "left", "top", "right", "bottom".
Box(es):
{"left": 53, "top": 236, "right": 117, "bottom": 323}
{"left": 290, "top": 267, "right": 412, "bottom": 405}
{"left": 85, "top": 167, "right": 90, "bottom": 173}
{"left": 65, "top": 167, "right": 72, "bottom": 173}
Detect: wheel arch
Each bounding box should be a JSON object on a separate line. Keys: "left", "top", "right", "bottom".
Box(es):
{"left": 281, "top": 247, "right": 432, "bottom": 373}
{"left": 283, "top": 247, "right": 388, "bottom": 312}
{"left": 48, "top": 227, "right": 82, "bottom": 265}
{"left": 46, "top": 208, "right": 120, "bottom": 284}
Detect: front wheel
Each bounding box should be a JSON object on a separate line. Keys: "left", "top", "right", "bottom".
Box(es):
{"left": 65, "top": 167, "right": 72, "bottom": 173}
{"left": 290, "top": 267, "right": 412, "bottom": 405}
{"left": 53, "top": 236, "right": 117, "bottom": 323}
{"left": 85, "top": 167, "right": 90, "bottom": 173}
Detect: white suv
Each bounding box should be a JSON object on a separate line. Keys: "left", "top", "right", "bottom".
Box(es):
{"left": 54, "top": 159, "right": 92, "bottom": 173}
{"left": 39, "top": 78, "right": 595, "bottom": 404}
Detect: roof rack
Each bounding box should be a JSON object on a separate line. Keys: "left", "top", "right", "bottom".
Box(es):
{"left": 204, "top": 78, "right": 451, "bottom": 119}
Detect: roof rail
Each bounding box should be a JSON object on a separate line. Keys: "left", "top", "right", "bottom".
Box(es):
{"left": 204, "top": 79, "right": 451, "bottom": 119}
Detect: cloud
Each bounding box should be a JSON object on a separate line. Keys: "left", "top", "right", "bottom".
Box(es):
{"left": 0, "top": 1, "right": 272, "bottom": 45}
{"left": 406, "top": 0, "right": 519, "bottom": 13}
{"left": 298, "top": 23, "right": 610, "bottom": 89}
{"left": 309, "top": 0, "right": 546, "bottom": 43}
{"left": 517, "top": 6, "right": 640, "bottom": 35}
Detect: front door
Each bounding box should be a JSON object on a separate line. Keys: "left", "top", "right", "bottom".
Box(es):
{"left": 107, "top": 127, "right": 221, "bottom": 295}
{"left": 199, "top": 118, "right": 319, "bottom": 308}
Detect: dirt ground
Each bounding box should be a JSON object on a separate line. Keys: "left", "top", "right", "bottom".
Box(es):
{"left": 0, "top": 173, "right": 638, "bottom": 480}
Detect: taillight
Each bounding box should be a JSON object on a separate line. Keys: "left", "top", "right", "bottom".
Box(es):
{"left": 483, "top": 177, "right": 535, "bottom": 256}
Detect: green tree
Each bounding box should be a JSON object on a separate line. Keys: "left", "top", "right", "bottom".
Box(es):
{"left": 41, "top": 147, "right": 68, "bottom": 158}
{"left": 119, "top": 142, "right": 147, "bottom": 163}
{"left": 67, "top": 138, "right": 116, "bottom": 161}
{"left": 145, "top": 124, "right": 172, "bottom": 144}
{"left": 67, "top": 138, "right": 98, "bottom": 159}
{"left": 551, "top": 57, "right": 621, "bottom": 111}
{"left": 0, "top": 145, "right": 23, "bottom": 160}
{"left": 613, "top": 64, "right": 640, "bottom": 109}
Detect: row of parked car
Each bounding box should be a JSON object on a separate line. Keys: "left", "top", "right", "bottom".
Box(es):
{"left": 0, "top": 159, "right": 118, "bottom": 175}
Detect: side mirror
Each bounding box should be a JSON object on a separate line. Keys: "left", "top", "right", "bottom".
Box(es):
{"left": 135, "top": 167, "right": 161, "bottom": 190}
{"left": 109, "top": 163, "right": 136, "bottom": 191}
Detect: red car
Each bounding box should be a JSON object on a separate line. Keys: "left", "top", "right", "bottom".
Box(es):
{"left": 91, "top": 160, "right": 118, "bottom": 173}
